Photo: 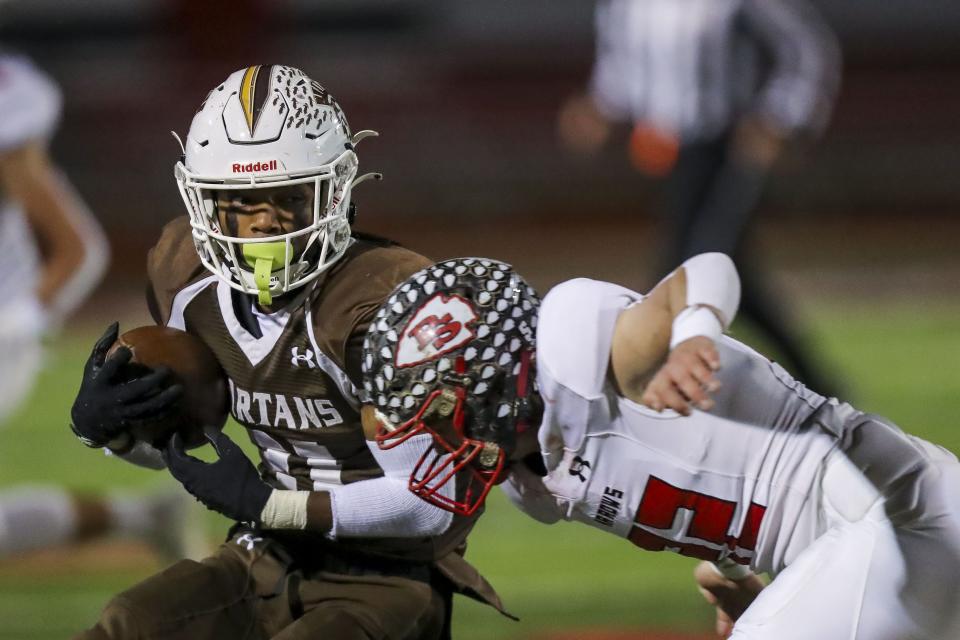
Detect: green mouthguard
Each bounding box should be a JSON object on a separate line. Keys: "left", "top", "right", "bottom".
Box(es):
{"left": 242, "top": 242, "right": 288, "bottom": 306}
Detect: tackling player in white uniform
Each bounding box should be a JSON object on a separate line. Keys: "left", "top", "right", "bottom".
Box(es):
{"left": 361, "top": 255, "right": 960, "bottom": 639}
{"left": 0, "top": 53, "right": 198, "bottom": 559}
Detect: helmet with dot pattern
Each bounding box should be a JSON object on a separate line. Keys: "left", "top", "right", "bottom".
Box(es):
{"left": 361, "top": 257, "right": 540, "bottom": 516}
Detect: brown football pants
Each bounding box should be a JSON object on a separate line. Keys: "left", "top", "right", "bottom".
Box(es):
{"left": 73, "top": 529, "right": 447, "bottom": 640}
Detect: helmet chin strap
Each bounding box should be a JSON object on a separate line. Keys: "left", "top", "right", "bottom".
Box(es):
{"left": 241, "top": 242, "right": 288, "bottom": 306}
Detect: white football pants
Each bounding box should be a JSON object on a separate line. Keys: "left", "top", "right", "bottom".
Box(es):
{"left": 732, "top": 438, "right": 960, "bottom": 640}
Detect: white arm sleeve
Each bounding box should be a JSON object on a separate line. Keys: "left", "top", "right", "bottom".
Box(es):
{"left": 327, "top": 433, "right": 454, "bottom": 539}
{"left": 500, "top": 462, "right": 562, "bottom": 524}
{"left": 680, "top": 253, "right": 741, "bottom": 327}
{"left": 669, "top": 253, "right": 741, "bottom": 347}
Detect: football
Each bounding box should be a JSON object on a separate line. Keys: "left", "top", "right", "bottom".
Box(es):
{"left": 109, "top": 325, "right": 229, "bottom": 448}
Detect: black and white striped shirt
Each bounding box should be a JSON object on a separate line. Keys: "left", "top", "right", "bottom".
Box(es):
{"left": 589, "top": 0, "right": 840, "bottom": 142}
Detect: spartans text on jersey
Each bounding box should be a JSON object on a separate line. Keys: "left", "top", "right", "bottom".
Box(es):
{"left": 228, "top": 380, "right": 343, "bottom": 430}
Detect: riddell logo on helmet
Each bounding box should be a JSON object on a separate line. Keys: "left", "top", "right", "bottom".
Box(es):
{"left": 231, "top": 160, "right": 278, "bottom": 173}
{"left": 396, "top": 294, "right": 477, "bottom": 368}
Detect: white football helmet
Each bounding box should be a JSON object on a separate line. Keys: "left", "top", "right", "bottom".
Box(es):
{"left": 174, "top": 64, "right": 379, "bottom": 304}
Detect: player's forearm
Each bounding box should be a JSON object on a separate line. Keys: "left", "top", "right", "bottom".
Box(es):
{"left": 670, "top": 253, "right": 741, "bottom": 347}
{"left": 611, "top": 252, "right": 740, "bottom": 400}
{"left": 305, "top": 491, "right": 333, "bottom": 533}
{"left": 260, "top": 433, "right": 453, "bottom": 537}
{"left": 260, "top": 477, "right": 452, "bottom": 538}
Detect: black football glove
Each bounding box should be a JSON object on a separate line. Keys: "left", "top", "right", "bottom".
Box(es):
{"left": 163, "top": 429, "right": 273, "bottom": 524}
{"left": 70, "top": 322, "right": 184, "bottom": 448}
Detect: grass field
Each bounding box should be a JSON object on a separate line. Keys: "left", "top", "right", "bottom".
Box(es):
{"left": 0, "top": 300, "right": 958, "bottom": 639}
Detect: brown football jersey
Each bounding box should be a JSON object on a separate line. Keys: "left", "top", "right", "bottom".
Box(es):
{"left": 146, "top": 217, "right": 478, "bottom": 562}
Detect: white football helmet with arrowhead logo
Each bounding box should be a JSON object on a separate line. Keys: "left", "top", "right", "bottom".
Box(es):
{"left": 174, "top": 65, "right": 381, "bottom": 302}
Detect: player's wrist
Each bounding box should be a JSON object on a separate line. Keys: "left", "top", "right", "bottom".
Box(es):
{"left": 258, "top": 489, "right": 309, "bottom": 530}
{"left": 670, "top": 305, "right": 723, "bottom": 349}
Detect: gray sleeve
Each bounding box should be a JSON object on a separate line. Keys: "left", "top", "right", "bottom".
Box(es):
{"left": 741, "top": 0, "right": 841, "bottom": 136}
{"left": 709, "top": 337, "right": 825, "bottom": 429}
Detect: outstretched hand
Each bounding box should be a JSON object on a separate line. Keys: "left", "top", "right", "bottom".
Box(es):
{"left": 694, "top": 561, "right": 765, "bottom": 638}
{"left": 163, "top": 429, "right": 273, "bottom": 524}
{"left": 641, "top": 336, "right": 721, "bottom": 415}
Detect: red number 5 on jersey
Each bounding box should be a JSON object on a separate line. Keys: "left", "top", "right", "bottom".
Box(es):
{"left": 628, "top": 476, "right": 766, "bottom": 565}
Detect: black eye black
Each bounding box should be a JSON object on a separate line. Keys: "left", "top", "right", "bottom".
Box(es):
{"left": 281, "top": 196, "right": 306, "bottom": 207}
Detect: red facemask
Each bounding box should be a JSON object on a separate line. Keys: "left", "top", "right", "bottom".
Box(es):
{"left": 375, "top": 350, "right": 533, "bottom": 516}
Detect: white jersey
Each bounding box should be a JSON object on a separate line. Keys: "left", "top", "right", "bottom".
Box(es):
{"left": 509, "top": 278, "right": 862, "bottom": 575}
{"left": 503, "top": 278, "right": 960, "bottom": 637}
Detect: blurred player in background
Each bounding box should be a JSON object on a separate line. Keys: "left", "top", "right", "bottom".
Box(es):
{"left": 69, "top": 65, "right": 506, "bottom": 639}
{"left": 364, "top": 255, "right": 960, "bottom": 639}
{"left": 558, "top": 0, "right": 842, "bottom": 396}
{"left": 0, "top": 53, "right": 194, "bottom": 560}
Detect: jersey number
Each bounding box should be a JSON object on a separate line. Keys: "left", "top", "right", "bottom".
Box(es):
{"left": 627, "top": 476, "right": 766, "bottom": 565}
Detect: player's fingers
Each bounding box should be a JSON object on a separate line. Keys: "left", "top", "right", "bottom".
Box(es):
{"left": 162, "top": 432, "right": 187, "bottom": 465}
{"left": 89, "top": 322, "right": 120, "bottom": 369}
{"left": 164, "top": 436, "right": 203, "bottom": 485}
{"left": 206, "top": 430, "right": 237, "bottom": 458}
{"left": 716, "top": 609, "right": 734, "bottom": 638}
{"left": 113, "top": 367, "right": 172, "bottom": 402}
{"left": 697, "top": 586, "right": 719, "bottom": 606}
{"left": 641, "top": 377, "right": 671, "bottom": 411}
{"left": 98, "top": 346, "right": 133, "bottom": 381}
{"left": 163, "top": 432, "right": 206, "bottom": 472}
{"left": 699, "top": 342, "right": 721, "bottom": 371}
{"left": 120, "top": 384, "right": 183, "bottom": 418}
{"left": 675, "top": 373, "right": 712, "bottom": 412}
{"left": 687, "top": 358, "right": 721, "bottom": 393}
{"left": 641, "top": 393, "right": 663, "bottom": 412}
{"left": 644, "top": 371, "right": 692, "bottom": 414}
{"left": 658, "top": 383, "right": 692, "bottom": 416}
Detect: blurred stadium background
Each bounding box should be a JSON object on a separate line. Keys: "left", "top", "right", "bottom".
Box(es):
{"left": 0, "top": 1, "right": 958, "bottom": 638}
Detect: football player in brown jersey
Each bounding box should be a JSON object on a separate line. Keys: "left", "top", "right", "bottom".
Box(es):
{"left": 69, "top": 66, "right": 507, "bottom": 639}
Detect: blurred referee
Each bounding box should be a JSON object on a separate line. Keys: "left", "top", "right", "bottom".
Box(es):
{"left": 559, "top": 0, "right": 842, "bottom": 396}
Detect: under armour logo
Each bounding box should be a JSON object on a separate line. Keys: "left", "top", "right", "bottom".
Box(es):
{"left": 569, "top": 456, "right": 591, "bottom": 482}
{"left": 236, "top": 533, "right": 264, "bottom": 551}
{"left": 291, "top": 346, "right": 316, "bottom": 368}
